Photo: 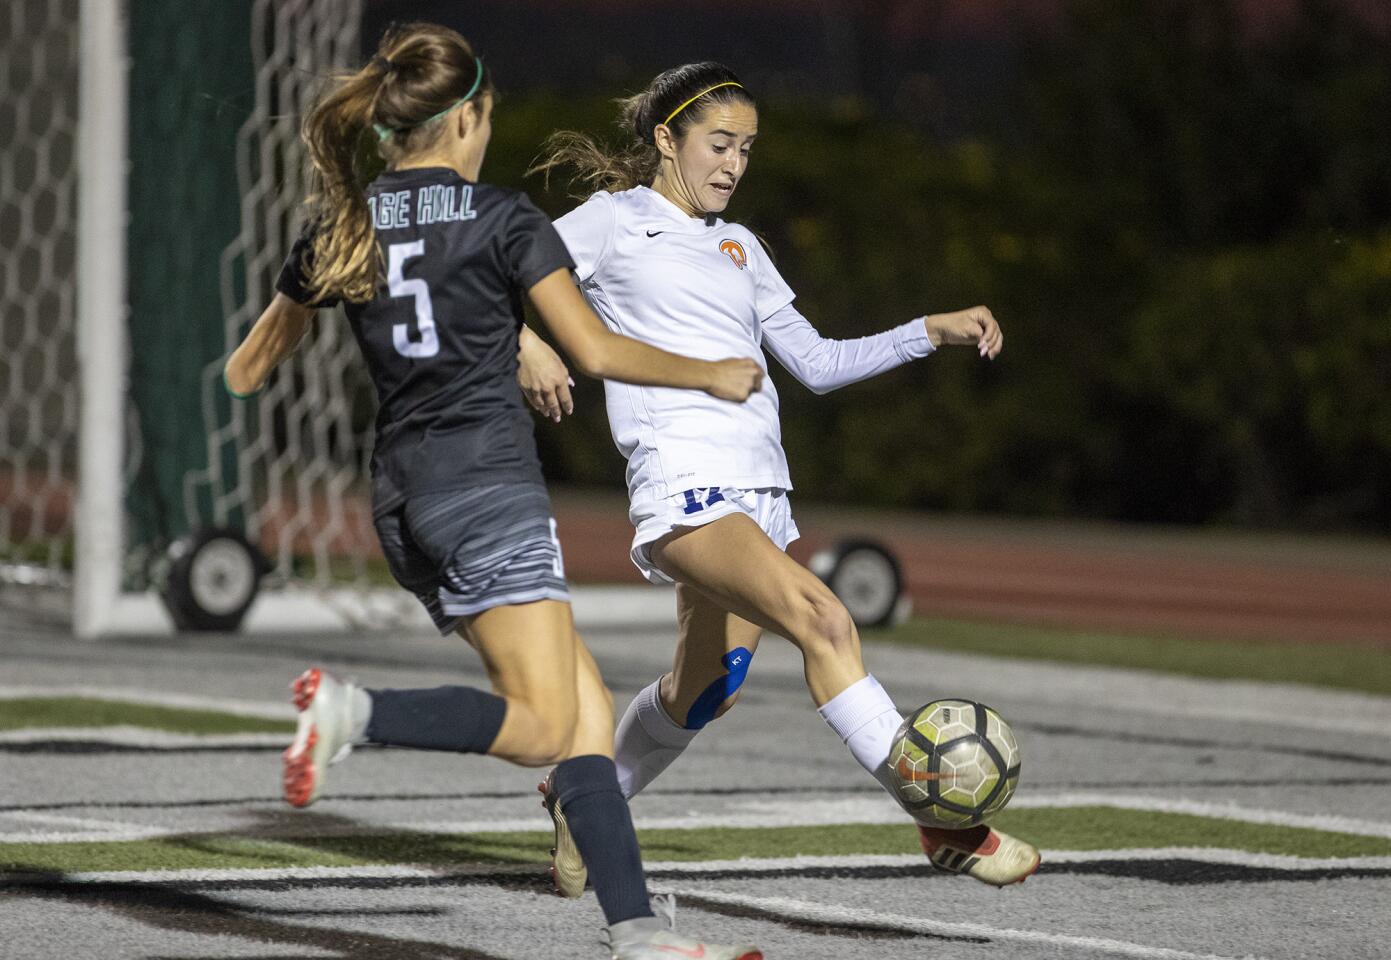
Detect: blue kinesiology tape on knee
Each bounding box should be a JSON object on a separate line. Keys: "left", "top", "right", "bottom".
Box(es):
{"left": 683, "top": 646, "right": 753, "bottom": 730}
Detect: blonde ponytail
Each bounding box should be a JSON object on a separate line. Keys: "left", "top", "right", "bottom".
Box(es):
{"left": 297, "top": 23, "right": 493, "bottom": 304}
{"left": 301, "top": 67, "right": 386, "bottom": 304}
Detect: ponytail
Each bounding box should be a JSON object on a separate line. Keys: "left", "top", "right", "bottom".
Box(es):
{"left": 301, "top": 68, "right": 385, "bottom": 304}
{"left": 298, "top": 23, "right": 493, "bottom": 304}
{"left": 532, "top": 62, "right": 753, "bottom": 198}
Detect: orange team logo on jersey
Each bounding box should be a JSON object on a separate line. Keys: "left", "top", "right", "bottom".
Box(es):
{"left": 719, "top": 239, "right": 748, "bottom": 270}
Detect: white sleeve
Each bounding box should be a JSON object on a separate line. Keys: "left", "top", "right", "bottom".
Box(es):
{"left": 551, "top": 191, "right": 616, "bottom": 283}
{"left": 751, "top": 235, "right": 796, "bottom": 321}
{"left": 761, "top": 303, "right": 936, "bottom": 395}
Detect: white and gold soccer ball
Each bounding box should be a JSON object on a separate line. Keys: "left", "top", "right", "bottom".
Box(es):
{"left": 887, "top": 699, "right": 1021, "bottom": 828}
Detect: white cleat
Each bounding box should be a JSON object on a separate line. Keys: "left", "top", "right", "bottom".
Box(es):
{"left": 282, "top": 667, "right": 357, "bottom": 808}
{"left": 603, "top": 895, "right": 762, "bottom": 960}
{"left": 917, "top": 822, "right": 1041, "bottom": 887}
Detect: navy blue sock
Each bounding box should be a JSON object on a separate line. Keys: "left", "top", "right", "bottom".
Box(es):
{"left": 554, "top": 754, "right": 653, "bottom": 925}
{"left": 365, "top": 686, "right": 506, "bottom": 754}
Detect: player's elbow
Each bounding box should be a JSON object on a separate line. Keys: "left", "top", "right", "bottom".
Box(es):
{"left": 569, "top": 347, "right": 606, "bottom": 380}
{"left": 223, "top": 356, "right": 258, "bottom": 396}
{"left": 796, "top": 367, "right": 840, "bottom": 396}
{"left": 788, "top": 349, "right": 841, "bottom": 395}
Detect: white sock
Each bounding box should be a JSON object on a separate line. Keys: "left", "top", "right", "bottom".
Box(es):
{"left": 613, "top": 678, "right": 699, "bottom": 800}
{"left": 817, "top": 674, "right": 905, "bottom": 798}
{"left": 349, "top": 686, "right": 372, "bottom": 744}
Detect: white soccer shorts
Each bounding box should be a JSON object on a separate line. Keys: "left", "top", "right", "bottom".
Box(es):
{"left": 627, "top": 485, "right": 800, "bottom": 585}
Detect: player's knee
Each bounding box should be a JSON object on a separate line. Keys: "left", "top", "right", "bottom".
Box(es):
{"left": 795, "top": 588, "right": 856, "bottom": 658}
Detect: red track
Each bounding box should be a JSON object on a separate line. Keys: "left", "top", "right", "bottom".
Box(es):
{"left": 549, "top": 489, "right": 1391, "bottom": 648}
{"left": 5, "top": 471, "right": 1386, "bottom": 646}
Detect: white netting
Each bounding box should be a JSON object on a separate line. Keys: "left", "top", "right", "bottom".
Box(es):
{"left": 0, "top": 0, "right": 80, "bottom": 595}
{"left": 191, "top": 0, "right": 412, "bottom": 626}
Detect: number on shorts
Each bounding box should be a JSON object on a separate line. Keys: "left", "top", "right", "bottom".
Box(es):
{"left": 548, "top": 518, "right": 566, "bottom": 578}
{"left": 681, "top": 487, "right": 726, "bottom": 515}
{"left": 387, "top": 240, "right": 439, "bottom": 358}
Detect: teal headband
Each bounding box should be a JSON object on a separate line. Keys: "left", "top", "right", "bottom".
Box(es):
{"left": 372, "top": 56, "right": 485, "bottom": 143}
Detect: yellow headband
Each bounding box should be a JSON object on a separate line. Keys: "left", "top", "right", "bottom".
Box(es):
{"left": 662, "top": 81, "right": 744, "bottom": 127}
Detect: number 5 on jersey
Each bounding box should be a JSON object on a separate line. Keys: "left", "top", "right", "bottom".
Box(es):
{"left": 388, "top": 240, "right": 439, "bottom": 358}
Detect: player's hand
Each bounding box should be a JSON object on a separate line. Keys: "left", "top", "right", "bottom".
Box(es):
{"left": 517, "top": 327, "right": 574, "bottom": 422}
{"left": 705, "top": 358, "right": 765, "bottom": 402}
{"left": 925, "top": 306, "right": 1003, "bottom": 359}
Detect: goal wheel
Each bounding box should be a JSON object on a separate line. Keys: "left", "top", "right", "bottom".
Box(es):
{"left": 809, "top": 539, "right": 906, "bottom": 629}
{"left": 158, "top": 528, "right": 269, "bottom": 632}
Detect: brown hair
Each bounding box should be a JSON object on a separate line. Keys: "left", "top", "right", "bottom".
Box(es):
{"left": 531, "top": 61, "right": 755, "bottom": 198}
{"left": 300, "top": 23, "right": 494, "bottom": 303}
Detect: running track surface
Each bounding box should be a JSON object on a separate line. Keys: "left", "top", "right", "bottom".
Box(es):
{"left": 547, "top": 489, "right": 1391, "bottom": 648}
{"left": 5, "top": 470, "right": 1386, "bottom": 646}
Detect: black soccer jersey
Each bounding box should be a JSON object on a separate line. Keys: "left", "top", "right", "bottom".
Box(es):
{"left": 277, "top": 167, "right": 574, "bottom": 498}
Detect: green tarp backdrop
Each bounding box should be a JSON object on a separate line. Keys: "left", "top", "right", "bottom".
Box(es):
{"left": 125, "top": 0, "right": 253, "bottom": 567}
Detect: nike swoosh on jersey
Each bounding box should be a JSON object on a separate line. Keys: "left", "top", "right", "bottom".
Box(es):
{"left": 646, "top": 230, "right": 665, "bottom": 237}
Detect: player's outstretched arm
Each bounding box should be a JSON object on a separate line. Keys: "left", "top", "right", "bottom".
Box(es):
{"left": 762, "top": 303, "right": 1003, "bottom": 396}
{"left": 224, "top": 293, "right": 316, "bottom": 397}
{"left": 526, "top": 269, "right": 764, "bottom": 402}
{"left": 517, "top": 325, "right": 574, "bottom": 422}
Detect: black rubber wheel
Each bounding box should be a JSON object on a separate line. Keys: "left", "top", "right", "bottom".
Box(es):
{"left": 808, "top": 539, "right": 904, "bottom": 629}
{"left": 159, "top": 528, "right": 269, "bottom": 632}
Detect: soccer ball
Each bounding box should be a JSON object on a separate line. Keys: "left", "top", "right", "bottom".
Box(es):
{"left": 887, "top": 699, "right": 1021, "bottom": 828}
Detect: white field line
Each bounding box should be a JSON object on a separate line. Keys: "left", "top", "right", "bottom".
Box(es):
{"left": 8, "top": 847, "right": 1389, "bottom": 886}
{"left": 0, "top": 826, "right": 194, "bottom": 844}
{"left": 1007, "top": 792, "right": 1391, "bottom": 839}
{"left": 1105, "top": 698, "right": 1391, "bottom": 741}
{"left": 0, "top": 727, "right": 287, "bottom": 747}
{"left": 15, "top": 780, "right": 1382, "bottom": 837}
{"left": 5, "top": 791, "right": 1391, "bottom": 845}
{"left": 0, "top": 685, "right": 293, "bottom": 721}
{"left": 654, "top": 887, "right": 1266, "bottom": 960}
{"left": 2, "top": 811, "right": 161, "bottom": 837}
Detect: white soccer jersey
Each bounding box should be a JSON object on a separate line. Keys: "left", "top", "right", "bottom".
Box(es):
{"left": 554, "top": 186, "right": 934, "bottom": 501}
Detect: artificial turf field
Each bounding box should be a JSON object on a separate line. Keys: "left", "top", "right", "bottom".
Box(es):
{"left": 3, "top": 604, "right": 1390, "bottom": 959}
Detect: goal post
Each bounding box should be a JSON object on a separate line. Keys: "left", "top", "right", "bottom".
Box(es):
{"left": 73, "top": 0, "right": 129, "bottom": 639}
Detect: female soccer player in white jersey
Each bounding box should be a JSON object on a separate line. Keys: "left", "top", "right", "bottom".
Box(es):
{"left": 530, "top": 61, "right": 1039, "bottom": 888}
{"left": 224, "top": 27, "right": 764, "bottom": 960}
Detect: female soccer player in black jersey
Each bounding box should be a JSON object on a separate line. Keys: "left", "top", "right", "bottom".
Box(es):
{"left": 224, "top": 25, "right": 762, "bottom": 960}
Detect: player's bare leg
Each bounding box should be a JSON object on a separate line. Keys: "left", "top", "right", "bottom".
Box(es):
{"left": 462, "top": 599, "right": 581, "bottom": 766}
{"left": 650, "top": 514, "right": 1039, "bottom": 886}
{"left": 663, "top": 584, "right": 763, "bottom": 723}
{"left": 471, "top": 601, "right": 675, "bottom": 929}
{"left": 651, "top": 513, "right": 865, "bottom": 704}
{"left": 610, "top": 584, "right": 762, "bottom": 798}
{"left": 284, "top": 600, "right": 586, "bottom": 808}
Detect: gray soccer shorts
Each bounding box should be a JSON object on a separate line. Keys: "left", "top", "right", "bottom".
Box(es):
{"left": 373, "top": 482, "right": 570, "bottom": 634}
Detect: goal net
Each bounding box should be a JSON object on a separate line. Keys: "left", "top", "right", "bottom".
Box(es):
{"left": 0, "top": 0, "right": 420, "bottom": 636}
{"left": 1, "top": 0, "right": 89, "bottom": 622}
